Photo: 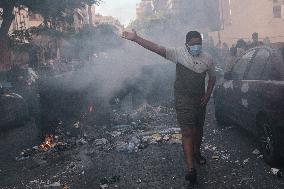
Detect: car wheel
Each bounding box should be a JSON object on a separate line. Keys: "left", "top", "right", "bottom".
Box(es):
{"left": 258, "top": 117, "right": 281, "bottom": 166}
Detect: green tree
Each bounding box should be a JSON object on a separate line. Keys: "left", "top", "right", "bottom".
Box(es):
{"left": 62, "top": 24, "right": 123, "bottom": 60}
{"left": 0, "top": 0, "right": 100, "bottom": 63}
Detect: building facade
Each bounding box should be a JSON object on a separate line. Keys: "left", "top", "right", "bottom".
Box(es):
{"left": 9, "top": 7, "right": 43, "bottom": 32}
{"left": 94, "top": 14, "right": 124, "bottom": 30}
{"left": 136, "top": 0, "right": 155, "bottom": 19}
{"left": 136, "top": 0, "right": 220, "bottom": 32}
{"left": 209, "top": 0, "right": 284, "bottom": 46}
{"left": 2, "top": 4, "right": 97, "bottom": 33}
{"left": 152, "top": 0, "right": 169, "bottom": 13}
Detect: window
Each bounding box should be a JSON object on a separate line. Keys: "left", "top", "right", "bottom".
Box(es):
{"left": 273, "top": 0, "right": 282, "bottom": 18}
{"left": 231, "top": 50, "right": 256, "bottom": 80}
{"left": 246, "top": 49, "right": 270, "bottom": 80}
{"left": 273, "top": 6, "right": 282, "bottom": 18}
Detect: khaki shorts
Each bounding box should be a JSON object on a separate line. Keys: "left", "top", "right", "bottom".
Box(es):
{"left": 175, "top": 93, "right": 206, "bottom": 130}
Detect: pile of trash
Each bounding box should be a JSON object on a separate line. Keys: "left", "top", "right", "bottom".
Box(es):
{"left": 111, "top": 103, "right": 175, "bottom": 126}
{"left": 107, "top": 103, "right": 180, "bottom": 153}
{"left": 110, "top": 128, "right": 182, "bottom": 153}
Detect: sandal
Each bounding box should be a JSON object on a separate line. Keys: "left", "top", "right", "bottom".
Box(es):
{"left": 185, "top": 168, "right": 197, "bottom": 184}
{"left": 194, "top": 153, "right": 207, "bottom": 165}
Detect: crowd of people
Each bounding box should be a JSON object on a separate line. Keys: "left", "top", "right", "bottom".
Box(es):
{"left": 205, "top": 32, "right": 271, "bottom": 74}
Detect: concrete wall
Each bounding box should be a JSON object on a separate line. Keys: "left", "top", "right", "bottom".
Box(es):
{"left": 209, "top": 0, "right": 284, "bottom": 46}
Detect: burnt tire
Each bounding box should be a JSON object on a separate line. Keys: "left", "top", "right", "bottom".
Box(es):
{"left": 257, "top": 117, "right": 282, "bottom": 166}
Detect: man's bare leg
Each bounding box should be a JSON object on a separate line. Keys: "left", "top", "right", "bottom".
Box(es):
{"left": 193, "top": 126, "right": 206, "bottom": 165}
{"left": 194, "top": 127, "right": 203, "bottom": 154}
{"left": 182, "top": 128, "right": 195, "bottom": 170}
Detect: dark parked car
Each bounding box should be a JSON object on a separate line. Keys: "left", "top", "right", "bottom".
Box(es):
{"left": 214, "top": 46, "right": 284, "bottom": 166}
{"left": 0, "top": 82, "right": 29, "bottom": 131}
{"left": 0, "top": 81, "right": 41, "bottom": 162}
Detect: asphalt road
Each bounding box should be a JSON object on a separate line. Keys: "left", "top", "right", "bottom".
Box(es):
{"left": 0, "top": 101, "right": 284, "bottom": 189}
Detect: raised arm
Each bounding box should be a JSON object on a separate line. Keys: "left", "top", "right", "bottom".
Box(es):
{"left": 122, "top": 29, "right": 166, "bottom": 58}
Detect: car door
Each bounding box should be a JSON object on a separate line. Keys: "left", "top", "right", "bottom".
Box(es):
{"left": 236, "top": 48, "right": 271, "bottom": 134}
{"left": 222, "top": 49, "right": 257, "bottom": 125}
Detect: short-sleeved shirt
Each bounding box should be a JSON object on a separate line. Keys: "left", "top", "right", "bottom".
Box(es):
{"left": 165, "top": 47, "right": 216, "bottom": 77}
{"left": 165, "top": 47, "right": 216, "bottom": 96}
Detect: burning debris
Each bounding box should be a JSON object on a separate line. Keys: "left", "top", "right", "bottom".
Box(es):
{"left": 40, "top": 134, "right": 55, "bottom": 152}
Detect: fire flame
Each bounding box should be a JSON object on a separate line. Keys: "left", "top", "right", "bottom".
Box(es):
{"left": 40, "top": 134, "right": 55, "bottom": 151}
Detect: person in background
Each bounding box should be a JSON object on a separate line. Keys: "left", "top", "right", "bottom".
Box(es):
{"left": 263, "top": 37, "right": 271, "bottom": 47}
{"left": 122, "top": 30, "right": 216, "bottom": 185}
{"left": 235, "top": 39, "right": 247, "bottom": 56}
{"left": 220, "top": 42, "right": 230, "bottom": 69}
{"left": 249, "top": 32, "right": 263, "bottom": 48}
{"left": 225, "top": 45, "right": 238, "bottom": 74}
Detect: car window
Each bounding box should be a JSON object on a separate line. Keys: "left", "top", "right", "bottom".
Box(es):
{"left": 269, "top": 51, "right": 284, "bottom": 81}
{"left": 246, "top": 49, "right": 270, "bottom": 80}
{"left": 231, "top": 50, "right": 256, "bottom": 80}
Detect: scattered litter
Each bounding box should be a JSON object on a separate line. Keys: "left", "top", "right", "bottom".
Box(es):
{"left": 243, "top": 158, "right": 250, "bottom": 164}
{"left": 77, "top": 138, "right": 88, "bottom": 145}
{"left": 163, "top": 135, "right": 170, "bottom": 141}
{"left": 252, "top": 149, "right": 260, "bottom": 155}
{"left": 115, "top": 141, "right": 129, "bottom": 152}
{"left": 32, "top": 146, "right": 39, "bottom": 150}
{"left": 171, "top": 134, "right": 182, "bottom": 141}
{"left": 257, "top": 155, "right": 263, "bottom": 159}
{"left": 100, "top": 176, "right": 120, "bottom": 188}
{"left": 213, "top": 129, "right": 218, "bottom": 134}
{"left": 43, "top": 181, "right": 61, "bottom": 187}
{"left": 151, "top": 133, "right": 162, "bottom": 142}
{"left": 271, "top": 168, "right": 283, "bottom": 178}
{"left": 109, "top": 131, "right": 122, "bottom": 137}
{"left": 204, "top": 144, "right": 217, "bottom": 152}
{"left": 29, "top": 180, "right": 39, "bottom": 184}
{"left": 74, "top": 121, "right": 80, "bottom": 128}
{"left": 212, "top": 155, "right": 220, "bottom": 160}
{"left": 221, "top": 154, "right": 230, "bottom": 160}
{"left": 94, "top": 138, "right": 108, "bottom": 146}
{"left": 127, "top": 136, "right": 141, "bottom": 153}
{"left": 113, "top": 125, "right": 132, "bottom": 131}
{"left": 100, "top": 184, "right": 108, "bottom": 189}
{"left": 62, "top": 183, "right": 70, "bottom": 189}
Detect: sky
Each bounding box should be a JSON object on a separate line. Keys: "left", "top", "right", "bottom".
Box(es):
{"left": 96, "top": 0, "right": 141, "bottom": 26}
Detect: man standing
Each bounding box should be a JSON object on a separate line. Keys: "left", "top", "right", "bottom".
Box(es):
{"left": 249, "top": 32, "right": 263, "bottom": 48}
{"left": 122, "top": 30, "right": 216, "bottom": 184}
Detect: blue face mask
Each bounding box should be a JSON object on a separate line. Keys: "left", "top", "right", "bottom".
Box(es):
{"left": 189, "top": 44, "right": 202, "bottom": 56}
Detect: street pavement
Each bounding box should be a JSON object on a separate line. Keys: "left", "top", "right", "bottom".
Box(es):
{"left": 0, "top": 101, "right": 284, "bottom": 189}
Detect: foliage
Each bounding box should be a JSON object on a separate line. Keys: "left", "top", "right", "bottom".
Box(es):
{"left": 62, "top": 24, "right": 123, "bottom": 60}
{"left": 9, "top": 29, "right": 33, "bottom": 45}
{"left": 128, "top": 15, "right": 169, "bottom": 37}
{"left": 24, "top": 0, "right": 101, "bottom": 26}
{"left": 0, "top": 0, "right": 101, "bottom": 34}
{"left": 0, "top": 0, "right": 101, "bottom": 63}
{"left": 127, "top": 10, "right": 170, "bottom": 30}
